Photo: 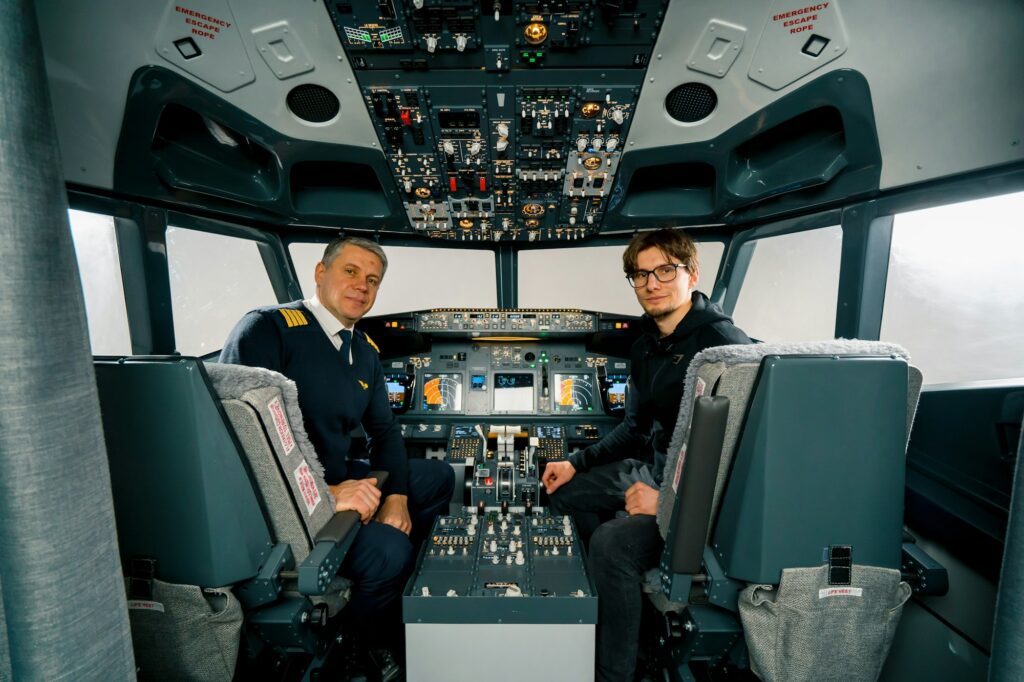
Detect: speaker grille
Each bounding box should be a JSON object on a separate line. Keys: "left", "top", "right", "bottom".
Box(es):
{"left": 665, "top": 83, "right": 717, "bottom": 123}
{"left": 287, "top": 84, "right": 340, "bottom": 123}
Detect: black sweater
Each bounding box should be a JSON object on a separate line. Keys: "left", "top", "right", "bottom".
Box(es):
{"left": 568, "top": 292, "right": 752, "bottom": 483}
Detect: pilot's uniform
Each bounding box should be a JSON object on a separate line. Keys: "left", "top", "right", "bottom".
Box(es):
{"left": 549, "top": 291, "right": 751, "bottom": 682}
{"left": 220, "top": 300, "right": 454, "bottom": 628}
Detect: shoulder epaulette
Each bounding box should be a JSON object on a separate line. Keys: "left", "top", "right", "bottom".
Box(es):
{"left": 361, "top": 332, "right": 380, "bottom": 354}
{"left": 277, "top": 308, "right": 309, "bottom": 328}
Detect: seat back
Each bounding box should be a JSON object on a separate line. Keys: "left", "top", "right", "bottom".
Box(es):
{"left": 205, "top": 362, "right": 335, "bottom": 564}
{"left": 95, "top": 357, "right": 273, "bottom": 587}
{"left": 657, "top": 341, "right": 922, "bottom": 584}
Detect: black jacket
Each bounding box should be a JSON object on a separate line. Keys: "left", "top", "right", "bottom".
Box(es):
{"left": 568, "top": 292, "right": 752, "bottom": 483}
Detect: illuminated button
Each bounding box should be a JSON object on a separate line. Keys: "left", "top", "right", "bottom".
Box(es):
{"left": 484, "top": 477, "right": 493, "bottom": 486}
{"left": 479, "top": 177, "right": 487, "bottom": 192}
{"left": 449, "top": 177, "right": 458, "bottom": 192}
{"left": 400, "top": 110, "right": 411, "bottom": 126}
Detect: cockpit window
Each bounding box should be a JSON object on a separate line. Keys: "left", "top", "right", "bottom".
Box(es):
{"left": 289, "top": 243, "right": 497, "bottom": 316}
{"left": 518, "top": 242, "right": 724, "bottom": 315}
{"left": 881, "top": 191, "right": 1024, "bottom": 385}
{"left": 167, "top": 227, "right": 277, "bottom": 355}
{"left": 68, "top": 209, "right": 131, "bottom": 355}
{"left": 731, "top": 225, "right": 843, "bottom": 341}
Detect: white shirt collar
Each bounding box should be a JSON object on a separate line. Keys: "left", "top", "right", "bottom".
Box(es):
{"left": 304, "top": 296, "right": 354, "bottom": 349}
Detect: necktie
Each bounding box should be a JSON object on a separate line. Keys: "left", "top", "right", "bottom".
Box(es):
{"left": 339, "top": 329, "right": 352, "bottom": 366}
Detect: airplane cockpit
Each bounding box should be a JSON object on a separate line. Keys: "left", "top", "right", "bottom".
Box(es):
{"left": 2, "top": 0, "right": 1023, "bottom": 680}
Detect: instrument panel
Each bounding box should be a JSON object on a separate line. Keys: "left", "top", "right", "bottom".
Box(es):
{"left": 384, "top": 341, "right": 628, "bottom": 417}
{"left": 328, "top": 0, "right": 669, "bottom": 242}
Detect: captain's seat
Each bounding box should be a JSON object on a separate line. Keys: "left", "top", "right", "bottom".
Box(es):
{"left": 647, "top": 340, "right": 931, "bottom": 681}
{"left": 95, "top": 357, "right": 367, "bottom": 680}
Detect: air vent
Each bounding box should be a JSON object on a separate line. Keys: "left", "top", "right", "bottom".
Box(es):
{"left": 665, "top": 83, "right": 717, "bottom": 123}
{"left": 287, "top": 84, "right": 340, "bottom": 123}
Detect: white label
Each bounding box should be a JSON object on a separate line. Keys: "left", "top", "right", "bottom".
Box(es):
{"left": 293, "top": 460, "right": 322, "bottom": 516}
{"left": 672, "top": 443, "right": 687, "bottom": 493}
{"left": 267, "top": 397, "right": 295, "bottom": 455}
{"left": 695, "top": 377, "right": 707, "bottom": 397}
{"left": 127, "top": 600, "right": 165, "bottom": 613}
{"left": 818, "top": 587, "right": 863, "bottom": 599}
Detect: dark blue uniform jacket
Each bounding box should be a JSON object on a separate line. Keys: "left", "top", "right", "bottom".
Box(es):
{"left": 219, "top": 301, "right": 409, "bottom": 495}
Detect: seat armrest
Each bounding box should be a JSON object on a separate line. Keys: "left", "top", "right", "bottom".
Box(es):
{"left": 901, "top": 541, "right": 949, "bottom": 596}
{"left": 297, "top": 471, "right": 389, "bottom": 595}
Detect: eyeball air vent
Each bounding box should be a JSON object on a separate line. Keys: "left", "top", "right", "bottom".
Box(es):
{"left": 665, "top": 83, "right": 717, "bottom": 123}
{"left": 287, "top": 84, "right": 340, "bottom": 123}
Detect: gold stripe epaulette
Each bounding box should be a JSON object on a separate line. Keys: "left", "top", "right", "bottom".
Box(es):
{"left": 363, "top": 333, "right": 380, "bottom": 353}
{"left": 278, "top": 309, "right": 309, "bottom": 328}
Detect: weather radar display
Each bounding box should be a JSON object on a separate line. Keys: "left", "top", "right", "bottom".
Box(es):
{"left": 553, "top": 373, "right": 595, "bottom": 413}
{"left": 421, "top": 373, "right": 463, "bottom": 412}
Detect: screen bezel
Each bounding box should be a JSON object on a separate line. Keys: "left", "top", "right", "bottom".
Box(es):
{"left": 492, "top": 372, "right": 535, "bottom": 414}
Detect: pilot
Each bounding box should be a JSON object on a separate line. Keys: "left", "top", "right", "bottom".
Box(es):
{"left": 220, "top": 236, "right": 454, "bottom": 663}
{"left": 541, "top": 228, "right": 752, "bottom": 682}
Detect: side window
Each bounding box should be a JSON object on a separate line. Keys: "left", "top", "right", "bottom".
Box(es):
{"left": 518, "top": 242, "right": 725, "bottom": 315}
{"left": 289, "top": 243, "right": 498, "bottom": 315}
{"left": 880, "top": 191, "right": 1024, "bottom": 384}
{"left": 731, "top": 225, "right": 842, "bottom": 341}
{"left": 167, "top": 227, "right": 277, "bottom": 355}
{"left": 68, "top": 209, "right": 132, "bottom": 355}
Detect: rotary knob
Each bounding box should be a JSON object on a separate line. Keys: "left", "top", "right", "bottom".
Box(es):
{"left": 576, "top": 137, "right": 588, "bottom": 153}
{"left": 606, "top": 137, "right": 619, "bottom": 152}
{"left": 426, "top": 35, "right": 438, "bottom": 53}
{"left": 456, "top": 35, "right": 468, "bottom": 52}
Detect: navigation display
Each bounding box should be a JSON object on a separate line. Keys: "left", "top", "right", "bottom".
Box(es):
{"left": 421, "top": 373, "right": 463, "bottom": 412}
{"left": 493, "top": 373, "right": 534, "bottom": 412}
{"left": 553, "top": 373, "right": 596, "bottom": 413}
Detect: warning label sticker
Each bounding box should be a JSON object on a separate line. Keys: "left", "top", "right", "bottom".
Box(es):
{"left": 174, "top": 5, "right": 232, "bottom": 40}
{"left": 672, "top": 443, "right": 687, "bottom": 493}
{"left": 127, "top": 600, "right": 165, "bottom": 613}
{"left": 771, "top": 2, "right": 829, "bottom": 34}
{"left": 818, "top": 587, "right": 863, "bottom": 599}
{"left": 267, "top": 397, "right": 296, "bottom": 455}
{"left": 293, "top": 460, "right": 322, "bottom": 516}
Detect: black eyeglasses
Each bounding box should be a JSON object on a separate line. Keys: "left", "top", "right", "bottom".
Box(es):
{"left": 625, "top": 263, "right": 687, "bottom": 288}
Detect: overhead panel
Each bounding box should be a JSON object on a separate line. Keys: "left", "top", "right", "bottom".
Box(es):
{"left": 324, "top": 0, "right": 671, "bottom": 243}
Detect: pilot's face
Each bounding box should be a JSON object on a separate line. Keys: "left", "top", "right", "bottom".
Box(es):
{"left": 633, "top": 246, "right": 698, "bottom": 320}
{"left": 315, "top": 244, "right": 384, "bottom": 327}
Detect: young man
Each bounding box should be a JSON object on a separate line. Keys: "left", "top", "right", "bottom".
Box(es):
{"left": 220, "top": 236, "right": 454, "bottom": 661}
{"left": 542, "top": 228, "right": 752, "bottom": 682}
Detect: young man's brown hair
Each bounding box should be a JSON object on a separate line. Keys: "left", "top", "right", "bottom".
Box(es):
{"left": 621, "top": 228, "right": 699, "bottom": 275}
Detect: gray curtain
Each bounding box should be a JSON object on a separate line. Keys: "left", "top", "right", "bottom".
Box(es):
{"left": 0, "top": 0, "right": 136, "bottom": 678}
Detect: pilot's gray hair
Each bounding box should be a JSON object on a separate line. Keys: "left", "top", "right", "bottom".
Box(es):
{"left": 321, "top": 236, "right": 388, "bottom": 277}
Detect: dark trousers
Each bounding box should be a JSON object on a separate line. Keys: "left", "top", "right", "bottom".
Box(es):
{"left": 341, "top": 458, "right": 454, "bottom": 642}
{"left": 548, "top": 460, "right": 664, "bottom": 682}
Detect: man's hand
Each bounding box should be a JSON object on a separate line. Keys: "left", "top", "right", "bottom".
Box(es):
{"left": 375, "top": 494, "right": 412, "bottom": 535}
{"left": 625, "top": 482, "right": 659, "bottom": 516}
{"left": 329, "top": 477, "right": 382, "bottom": 523}
{"left": 542, "top": 460, "right": 576, "bottom": 495}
